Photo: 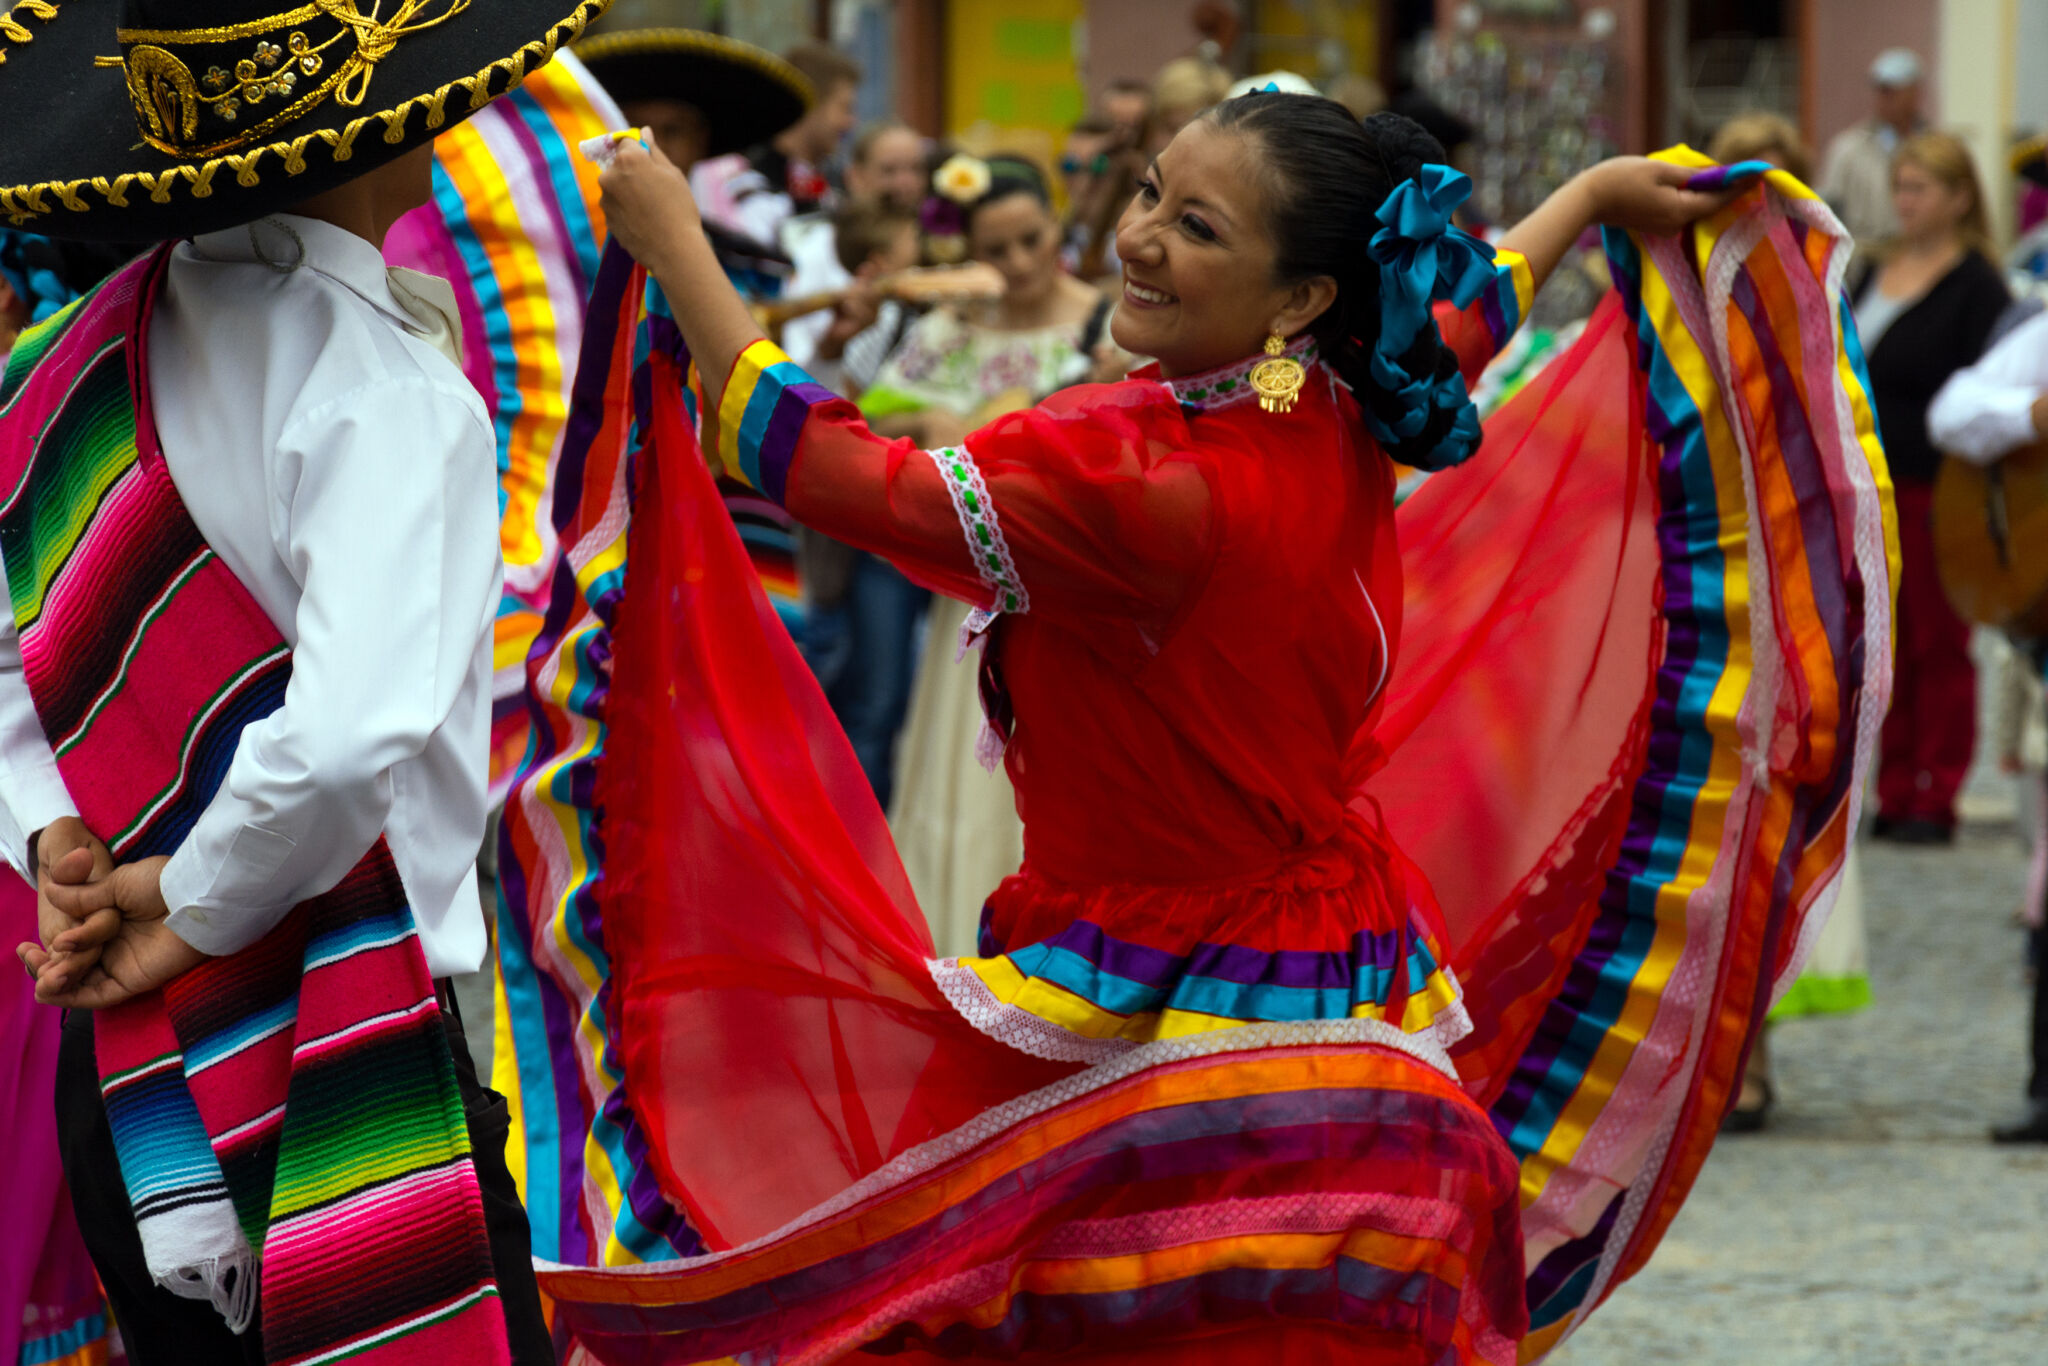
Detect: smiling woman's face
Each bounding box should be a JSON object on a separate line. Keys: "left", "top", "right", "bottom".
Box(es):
{"left": 1109, "top": 118, "right": 1331, "bottom": 377}
{"left": 968, "top": 192, "right": 1063, "bottom": 308}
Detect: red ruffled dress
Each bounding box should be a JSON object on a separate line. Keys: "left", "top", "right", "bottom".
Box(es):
{"left": 521, "top": 171, "right": 1892, "bottom": 1366}
{"left": 791, "top": 324, "right": 1490, "bottom": 1071}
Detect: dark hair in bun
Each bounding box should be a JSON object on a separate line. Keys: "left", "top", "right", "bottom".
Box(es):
{"left": 1206, "top": 95, "right": 1479, "bottom": 471}
{"left": 965, "top": 154, "right": 1053, "bottom": 233}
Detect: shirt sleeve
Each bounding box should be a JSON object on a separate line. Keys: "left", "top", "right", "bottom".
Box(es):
{"left": 0, "top": 558, "right": 77, "bottom": 878}
{"left": 157, "top": 377, "right": 500, "bottom": 956}
{"left": 709, "top": 339, "right": 1214, "bottom": 638}
{"left": 1928, "top": 291, "right": 2041, "bottom": 465}
{"left": 1434, "top": 248, "right": 1537, "bottom": 386}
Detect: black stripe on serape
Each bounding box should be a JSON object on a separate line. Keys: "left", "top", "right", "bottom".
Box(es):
{"left": 118, "top": 653, "right": 290, "bottom": 862}
{"left": 132, "top": 1182, "right": 235, "bottom": 1221}
{"left": 163, "top": 905, "right": 311, "bottom": 1048}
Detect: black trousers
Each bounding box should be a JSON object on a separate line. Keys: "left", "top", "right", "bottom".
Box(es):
{"left": 2031, "top": 927, "right": 2048, "bottom": 1101}
{"left": 56, "top": 991, "right": 556, "bottom": 1366}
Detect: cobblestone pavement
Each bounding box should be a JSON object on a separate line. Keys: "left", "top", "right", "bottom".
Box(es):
{"left": 1554, "top": 821, "right": 2047, "bottom": 1365}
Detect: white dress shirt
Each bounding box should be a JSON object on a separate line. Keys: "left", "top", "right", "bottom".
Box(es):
{"left": 1928, "top": 307, "right": 2048, "bottom": 465}
{"left": 0, "top": 215, "right": 500, "bottom": 978}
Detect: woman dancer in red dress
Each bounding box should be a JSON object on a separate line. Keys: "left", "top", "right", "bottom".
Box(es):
{"left": 521, "top": 97, "right": 1890, "bottom": 1363}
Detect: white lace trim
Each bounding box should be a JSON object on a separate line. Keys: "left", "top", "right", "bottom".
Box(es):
{"left": 925, "top": 444, "right": 1029, "bottom": 771}
{"left": 924, "top": 444, "right": 1029, "bottom": 621}
{"left": 1164, "top": 334, "right": 1320, "bottom": 411}
{"left": 533, "top": 1017, "right": 1476, "bottom": 1284}
{"left": 925, "top": 954, "right": 1471, "bottom": 1077}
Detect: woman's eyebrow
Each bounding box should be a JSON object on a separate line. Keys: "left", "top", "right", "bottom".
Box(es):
{"left": 1152, "top": 157, "right": 1233, "bottom": 232}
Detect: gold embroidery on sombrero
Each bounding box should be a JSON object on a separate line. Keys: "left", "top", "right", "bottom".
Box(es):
{"left": 0, "top": 1, "right": 59, "bottom": 67}
{"left": 4, "top": 1, "right": 603, "bottom": 226}
{"left": 100, "top": 0, "right": 473, "bottom": 159}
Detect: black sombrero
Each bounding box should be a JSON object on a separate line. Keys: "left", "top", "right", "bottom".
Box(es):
{"left": 0, "top": 0, "right": 610, "bottom": 242}
{"left": 2015, "top": 133, "right": 2048, "bottom": 192}
{"left": 573, "top": 2, "right": 809, "bottom": 159}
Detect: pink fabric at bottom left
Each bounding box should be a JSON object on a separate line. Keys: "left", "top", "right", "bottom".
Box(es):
{"left": 2, "top": 873, "right": 120, "bottom": 1365}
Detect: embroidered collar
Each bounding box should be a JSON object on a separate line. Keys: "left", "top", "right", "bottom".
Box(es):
{"left": 1157, "top": 334, "right": 1320, "bottom": 413}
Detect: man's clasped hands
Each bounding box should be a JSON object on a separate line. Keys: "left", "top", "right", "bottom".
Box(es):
{"left": 13, "top": 815, "right": 205, "bottom": 1008}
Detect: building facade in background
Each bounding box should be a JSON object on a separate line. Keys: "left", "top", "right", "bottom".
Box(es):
{"left": 671, "top": 0, "right": 2045, "bottom": 247}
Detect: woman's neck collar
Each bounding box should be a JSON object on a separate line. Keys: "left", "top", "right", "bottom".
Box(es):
{"left": 1160, "top": 333, "right": 1321, "bottom": 412}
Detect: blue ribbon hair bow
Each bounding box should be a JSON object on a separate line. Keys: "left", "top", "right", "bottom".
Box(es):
{"left": 1354, "top": 164, "right": 1495, "bottom": 469}
{"left": 1366, "top": 164, "right": 1496, "bottom": 361}
{"left": 0, "top": 231, "right": 82, "bottom": 326}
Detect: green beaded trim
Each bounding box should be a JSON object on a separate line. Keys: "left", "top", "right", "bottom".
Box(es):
{"left": 926, "top": 444, "right": 1028, "bottom": 618}
{"left": 1168, "top": 334, "right": 1319, "bottom": 409}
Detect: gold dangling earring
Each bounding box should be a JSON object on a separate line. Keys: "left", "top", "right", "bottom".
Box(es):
{"left": 1249, "top": 330, "right": 1306, "bottom": 414}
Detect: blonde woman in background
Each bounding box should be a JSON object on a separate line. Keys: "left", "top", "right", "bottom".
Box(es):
{"left": 1857, "top": 132, "right": 2008, "bottom": 845}
{"left": 1148, "top": 56, "right": 1232, "bottom": 155}
{"left": 1709, "top": 111, "right": 1811, "bottom": 181}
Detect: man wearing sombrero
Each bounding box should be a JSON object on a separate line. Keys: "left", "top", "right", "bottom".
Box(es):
{"left": 2, "top": 3, "right": 610, "bottom": 1363}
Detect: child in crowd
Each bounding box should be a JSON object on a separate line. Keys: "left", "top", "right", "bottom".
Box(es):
{"left": 815, "top": 197, "right": 922, "bottom": 394}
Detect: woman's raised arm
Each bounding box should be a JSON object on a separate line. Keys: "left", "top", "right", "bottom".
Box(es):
{"left": 1499, "top": 156, "right": 1742, "bottom": 297}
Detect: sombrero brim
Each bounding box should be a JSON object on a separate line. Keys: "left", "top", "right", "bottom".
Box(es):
{"left": 572, "top": 30, "right": 811, "bottom": 159}
{"left": 0, "top": 0, "right": 609, "bottom": 242}
{"left": 2015, "top": 135, "right": 2048, "bottom": 191}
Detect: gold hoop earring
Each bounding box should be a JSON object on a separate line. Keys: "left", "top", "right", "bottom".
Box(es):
{"left": 1250, "top": 331, "right": 1306, "bottom": 414}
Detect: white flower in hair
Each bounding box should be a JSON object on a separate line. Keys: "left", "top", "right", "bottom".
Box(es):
{"left": 934, "top": 153, "right": 992, "bottom": 205}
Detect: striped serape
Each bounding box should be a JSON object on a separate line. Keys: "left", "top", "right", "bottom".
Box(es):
{"left": 0, "top": 253, "right": 507, "bottom": 1363}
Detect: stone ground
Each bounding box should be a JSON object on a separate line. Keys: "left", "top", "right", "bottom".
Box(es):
{"left": 1556, "top": 750, "right": 2048, "bottom": 1361}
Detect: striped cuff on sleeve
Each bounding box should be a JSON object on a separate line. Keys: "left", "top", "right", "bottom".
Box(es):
{"left": 714, "top": 339, "right": 841, "bottom": 506}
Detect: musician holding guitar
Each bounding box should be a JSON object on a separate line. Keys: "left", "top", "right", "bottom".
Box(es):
{"left": 1930, "top": 304, "right": 2048, "bottom": 1144}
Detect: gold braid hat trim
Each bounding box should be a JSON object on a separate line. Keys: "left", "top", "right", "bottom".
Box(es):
{"left": 571, "top": 27, "right": 813, "bottom": 110}
{"left": 0, "top": 1, "right": 60, "bottom": 67}
{"left": 1, "top": 0, "right": 606, "bottom": 227}
{"left": 98, "top": 0, "right": 476, "bottom": 160}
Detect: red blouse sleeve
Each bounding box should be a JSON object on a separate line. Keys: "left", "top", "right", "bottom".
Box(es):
{"left": 1432, "top": 247, "right": 1536, "bottom": 386}
{"left": 707, "top": 341, "right": 1215, "bottom": 642}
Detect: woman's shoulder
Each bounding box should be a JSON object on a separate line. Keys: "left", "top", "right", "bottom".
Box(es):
{"left": 1935, "top": 248, "right": 2008, "bottom": 299}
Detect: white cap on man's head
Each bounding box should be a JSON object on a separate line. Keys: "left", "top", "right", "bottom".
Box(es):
{"left": 1870, "top": 48, "right": 1923, "bottom": 88}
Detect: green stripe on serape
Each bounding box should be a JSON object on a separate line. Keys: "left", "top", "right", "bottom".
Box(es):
{"left": 0, "top": 294, "right": 91, "bottom": 413}
{"left": 266, "top": 1030, "right": 473, "bottom": 1226}
{"left": 5, "top": 350, "right": 137, "bottom": 628}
